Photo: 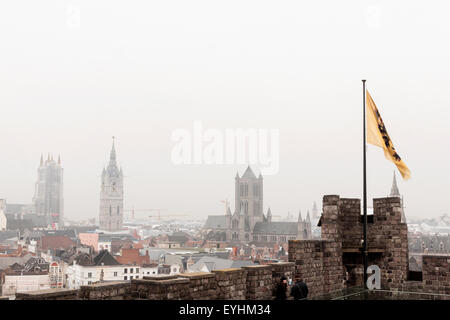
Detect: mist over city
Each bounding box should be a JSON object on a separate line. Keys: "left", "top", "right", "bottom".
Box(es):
{"left": 1, "top": 0, "right": 450, "bottom": 307}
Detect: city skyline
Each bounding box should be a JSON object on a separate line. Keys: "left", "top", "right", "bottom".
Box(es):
{"left": 1, "top": 1, "right": 450, "bottom": 221}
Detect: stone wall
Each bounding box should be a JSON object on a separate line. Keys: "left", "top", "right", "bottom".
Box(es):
{"left": 243, "top": 265, "right": 272, "bottom": 300}
{"left": 269, "top": 262, "right": 294, "bottom": 296}
{"left": 79, "top": 281, "right": 131, "bottom": 300}
{"left": 388, "top": 255, "right": 450, "bottom": 296}
{"left": 15, "top": 288, "right": 79, "bottom": 300}
{"left": 321, "top": 195, "right": 408, "bottom": 290}
{"left": 212, "top": 268, "right": 247, "bottom": 300}
{"left": 130, "top": 275, "right": 191, "bottom": 300}
{"left": 289, "top": 240, "right": 344, "bottom": 297}
{"left": 13, "top": 263, "right": 294, "bottom": 300}
{"left": 183, "top": 272, "right": 218, "bottom": 300}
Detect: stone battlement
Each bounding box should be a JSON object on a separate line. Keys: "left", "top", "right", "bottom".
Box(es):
{"left": 15, "top": 263, "right": 294, "bottom": 300}
{"left": 11, "top": 195, "right": 450, "bottom": 300}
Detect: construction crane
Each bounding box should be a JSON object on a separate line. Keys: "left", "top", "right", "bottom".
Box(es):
{"left": 123, "top": 208, "right": 167, "bottom": 220}
{"left": 123, "top": 208, "right": 189, "bottom": 222}
{"left": 147, "top": 213, "right": 188, "bottom": 222}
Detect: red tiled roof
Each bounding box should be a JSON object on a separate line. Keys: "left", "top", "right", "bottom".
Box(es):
{"left": 115, "top": 248, "right": 150, "bottom": 266}
{"left": 41, "top": 236, "right": 75, "bottom": 251}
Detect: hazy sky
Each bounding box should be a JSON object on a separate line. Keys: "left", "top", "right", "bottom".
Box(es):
{"left": 1, "top": 1, "right": 449, "bottom": 221}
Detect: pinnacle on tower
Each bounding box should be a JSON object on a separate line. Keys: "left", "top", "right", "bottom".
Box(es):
{"left": 389, "top": 170, "right": 400, "bottom": 197}
{"left": 306, "top": 210, "right": 311, "bottom": 223}
{"left": 267, "top": 207, "right": 272, "bottom": 217}
{"left": 312, "top": 201, "right": 318, "bottom": 218}
{"left": 226, "top": 206, "right": 232, "bottom": 216}
{"left": 110, "top": 136, "right": 117, "bottom": 162}
{"left": 40, "top": 154, "right": 43, "bottom": 166}
{"left": 58, "top": 155, "right": 61, "bottom": 165}
{"left": 298, "top": 210, "right": 303, "bottom": 222}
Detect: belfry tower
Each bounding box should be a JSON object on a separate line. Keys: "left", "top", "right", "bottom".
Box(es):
{"left": 99, "top": 138, "right": 124, "bottom": 231}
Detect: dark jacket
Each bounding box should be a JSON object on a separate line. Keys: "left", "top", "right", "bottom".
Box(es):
{"left": 275, "top": 282, "right": 287, "bottom": 300}
{"left": 290, "top": 281, "right": 308, "bottom": 300}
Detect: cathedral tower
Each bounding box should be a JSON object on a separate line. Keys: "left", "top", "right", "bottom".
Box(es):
{"left": 33, "top": 154, "right": 64, "bottom": 228}
{"left": 231, "top": 166, "right": 263, "bottom": 241}
{"left": 99, "top": 138, "right": 124, "bottom": 231}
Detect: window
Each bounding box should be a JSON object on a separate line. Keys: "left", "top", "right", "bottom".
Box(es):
{"left": 88, "top": 281, "right": 92, "bottom": 285}
{"left": 147, "top": 272, "right": 150, "bottom": 274}
{"left": 130, "top": 276, "right": 133, "bottom": 280}
{"left": 136, "top": 268, "right": 139, "bottom": 273}
{"left": 152, "top": 271, "right": 156, "bottom": 274}
{"left": 88, "top": 272, "right": 92, "bottom": 278}
{"left": 135, "top": 276, "right": 139, "bottom": 279}
{"left": 261, "top": 235, "right": 267, "bottom": 242}
{"left": 114, "top": 272, "right": 118, "bottom": 277}
{"left": 124, "top": 268, "right": 128, "bottom": 273}
{"left": 124, "top": 276, "right": 127, "bottom": 280}
{"left": 271, "top": 235, "right": 277, "bottom": 242}
{"left": 109, "top": 205, "right": 112, "bottom": 216}
{"left": 253, "top": 235, "right": 258, "bottom": 241}
{"left": 253, "top": 184, "right": 259, "bottom": 196}
{"left": 130, "top": 268, "right": 134, "bottom": 273}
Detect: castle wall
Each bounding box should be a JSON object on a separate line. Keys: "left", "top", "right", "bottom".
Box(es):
{"left": 15, "top": 263, "right": 294, "bottom": 300}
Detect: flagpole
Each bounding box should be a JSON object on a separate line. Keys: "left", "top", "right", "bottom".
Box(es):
{"left": 362, "top": 79, "right": 368, "bottom": 289}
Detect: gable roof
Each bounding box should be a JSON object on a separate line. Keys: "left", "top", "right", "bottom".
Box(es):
{"left": 93, "top": 250, "right": 120, "bottom": 266}
{"left": 204, "top": 215, "right": 228, "bottom": 229}
{"left": 253, "top": 222, "right": 298, "bottom": 235}
{"left": 189, "top": 256, "right": 256, "bottom": 272}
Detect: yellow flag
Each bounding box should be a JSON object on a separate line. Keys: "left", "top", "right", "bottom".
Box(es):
{"left": 366, "top": 90, "right": 411, "bottom": 180}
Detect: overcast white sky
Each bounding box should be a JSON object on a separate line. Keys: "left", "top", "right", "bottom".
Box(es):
{"left": 0, "top": 1, "right": 449, "bottom": 221}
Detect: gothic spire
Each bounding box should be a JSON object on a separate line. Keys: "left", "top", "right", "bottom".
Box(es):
{"left": 306, "top": 210, "right": 311, "bottom": 223}
{"left": 312, "top": 201, "right": 318, "bottom": 218}
{"left": 298, "top": 210, "right": 303, "bottom": 222}
{"left": 389, "top": 170, "right": 400, "bottom": 197}
{"left": 40, "top": 154, "right": 43, "bottom": 166}
{"left": 110, "top": 136, "right": 117, "bottom": 163}
{"left": 58, "top": 155, "right": 61, "bottom": 165}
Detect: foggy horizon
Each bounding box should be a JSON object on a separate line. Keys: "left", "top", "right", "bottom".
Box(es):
{"left": 1, "top": 1, "right": 450, "bottom": 221}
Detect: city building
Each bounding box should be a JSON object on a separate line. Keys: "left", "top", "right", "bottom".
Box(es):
{"left": 66, "top": 250, "right": 127, "bottom": 289}
{"left": 32, "top": 154, "right": 64, "bottom": 228}
{"left": 203, "top": 166, "right": 312, "bottom": 244}
{"left": 0, "top": 257, "right": 50, "bottom": 297}
{"left": 99, "top": 139, "right": 124, "bottom": 231}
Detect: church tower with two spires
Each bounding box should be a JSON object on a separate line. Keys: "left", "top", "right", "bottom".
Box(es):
{"left": 99, "top": 138, "right": 124, "bottom": 231}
